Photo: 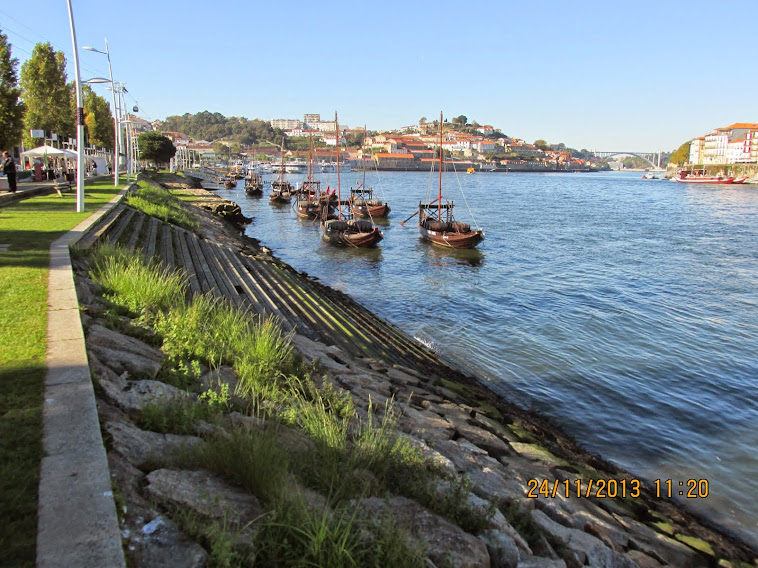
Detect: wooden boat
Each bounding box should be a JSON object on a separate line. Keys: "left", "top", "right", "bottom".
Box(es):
{"left": 349, "top": 128, "right": 391, "bottom": 218}
{"left": 408, "top": 111, "right": 484, "bottom": 249}
{"left": 296, "top": 134, "right": 326, "bottom": 219}
{"left": 673, "top": 169, "right": 735, "bottom": 184}
{"left": 270, "top": 137, "right": 293, "bottom": 203}
{"left": 320, "top": 112, "right": 383, "bottom": 247}
{"left": 223, "top": 178, "right": 237, "bottom": 189}
{"left": 245, "top": 172, "right": 263, "bottom": 196}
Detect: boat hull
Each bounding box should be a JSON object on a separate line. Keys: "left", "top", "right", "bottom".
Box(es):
{"left": 419, "top": 226, "right": 484, "bottom": 249}
{"left": 673, "top": 176, "right": 735, "bottom": 184}
{"left": 353, "top": 202, "right": 391, "bottom": 218}
{"left": 320, "top": 220, "right": 383, "bottom": 248}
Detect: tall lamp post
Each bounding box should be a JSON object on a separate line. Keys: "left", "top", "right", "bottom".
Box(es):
{"left": 65, "top": 0, "right": 85, "bottom": 212}
{"left": 83, "top": 40, "right": 120, "bottom": 187}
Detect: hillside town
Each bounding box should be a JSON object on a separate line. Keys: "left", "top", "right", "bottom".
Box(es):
{"left": 161, "top": 113, "right": 601, "bottom": 172}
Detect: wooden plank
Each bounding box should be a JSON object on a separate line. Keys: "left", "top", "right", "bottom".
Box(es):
{"left": 160, "top": 224, "right": 174, "bottom": 268}
{"left": 144, "top": 217, "right": 159, "bottom": 260}
{"left": 77, "top": 203, "right": 127, "bottom": 249}
{"left": 174, "top": 229, "right": 202, "bottom": 296}
{"left": 106, "top": 207, "right": 136, "bottom": 245}
{"left": 125, "top": 212, "right": 145, "bottom": 251}
{"left": 197, "top": 239, "right": 242, "bottom": 306}
{"left": 184, "top": 232, "right": 214, "bottom": 296}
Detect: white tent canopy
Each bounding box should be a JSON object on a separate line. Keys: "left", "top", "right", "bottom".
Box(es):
{"left": 21, "top": 144, "right": 78, "bottom": 159}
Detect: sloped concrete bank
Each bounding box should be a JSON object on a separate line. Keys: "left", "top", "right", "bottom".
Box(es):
{"left": 74, "top": 174, "right": 756, "bottom": 567}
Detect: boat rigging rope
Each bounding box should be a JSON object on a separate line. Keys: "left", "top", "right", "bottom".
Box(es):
{"left": 451, "top": 161, "right": 482, "bottom": 230}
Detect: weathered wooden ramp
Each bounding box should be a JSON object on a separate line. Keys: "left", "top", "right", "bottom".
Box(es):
{"left": 79, "top": 206, "right": 442, "bottom": 371}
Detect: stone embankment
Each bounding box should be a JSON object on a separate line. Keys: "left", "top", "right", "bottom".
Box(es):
{"left": 73, "top": 173, "right": 757, "bottom": 567}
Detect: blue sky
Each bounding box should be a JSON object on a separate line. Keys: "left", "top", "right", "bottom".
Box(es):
{"left": 2, "top": 0, "right": 756, "bottom": 152}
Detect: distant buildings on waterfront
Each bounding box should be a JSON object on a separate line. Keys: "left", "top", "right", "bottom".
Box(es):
{"left": 688, "top": 123, "right": 758, "bottom": 165}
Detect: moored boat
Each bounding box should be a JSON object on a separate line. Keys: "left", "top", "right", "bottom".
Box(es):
{"left": 320, "top": 112, "right": 383, "bottom": 247}
{"left": 673, "top": 169, "right": 736, "bottom": 184}
{"left": 270, "top": 137, "right": 293, "bottom": 203}
{"left": 245, "top": 173, "right": 263, "bottom": 196}
{"left": 404, "top": 112, "right": 484, "bottom": 249}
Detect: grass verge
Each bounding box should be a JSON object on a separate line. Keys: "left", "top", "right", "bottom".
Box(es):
{"left": 0, "top": 179, "right": 124, "bottom": 567}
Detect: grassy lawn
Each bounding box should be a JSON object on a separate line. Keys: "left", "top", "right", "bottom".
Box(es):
{"left": 0, "top": 181, "right": 125, "bottom": 567}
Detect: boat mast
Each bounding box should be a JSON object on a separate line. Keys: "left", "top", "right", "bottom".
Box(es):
{"left": 335, "top": 111, "right": 341, "bottom": 220}
{"left": 361, "top": 124, "right": 366, "bottom": 191}
{"left": 438, "top": 111, "right": 443, "bottom": 219}
{"left": 280, "top": 136, "right": 285, "bottom": 181}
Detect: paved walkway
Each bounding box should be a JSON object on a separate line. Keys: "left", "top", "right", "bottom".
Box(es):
{"left": 34, "top": 185, "right": 129, "bottom": 568}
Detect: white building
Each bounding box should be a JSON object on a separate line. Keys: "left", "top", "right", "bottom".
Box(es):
{"left": 694, "top": 123, "right": 758, "bottom": 164}
{"left": 270, "top": 118, "right": 302, "bottom": 130}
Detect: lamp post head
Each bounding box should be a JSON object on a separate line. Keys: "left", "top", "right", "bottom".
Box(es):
{"left": 83, "top": 77, "right": 111, "bottom": 84}
{"left": 82, "top": 45, "right": 107, "bottom": 54}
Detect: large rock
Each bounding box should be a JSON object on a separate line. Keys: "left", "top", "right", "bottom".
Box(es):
{"left": 98, "top": 378, "right": 189, "bottom": 415}
{"left": 128, "top": 515, "right": 207, "bottom": 568}
{"left": 87, "top": 324, "right": 165, "bottom": 379}
{"left": 359, "top": 496, "right": 491, "bottom": 568}
{"left": 144, "top": 469, "right": 263, "bottom": 528}
{"left": 531, "top": 509, "right": 637, "bottom": 568}
{"left": 106, "top": 420, "right": 202, "bottom": 469}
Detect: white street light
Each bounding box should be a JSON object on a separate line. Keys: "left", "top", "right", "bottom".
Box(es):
{"left": 83, "top": 40, "right": 120, "bottom": 187}
{"left": 66, "top": 0, "right": 85, "bottom": 212}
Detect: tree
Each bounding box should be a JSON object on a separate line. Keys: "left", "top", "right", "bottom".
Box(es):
{"left": 669, "top": 141, "right": 691, "bottom": 166}
{"left": 534, "top": 139, "right": 549, "bottom": 151}
{"left": 0, "top": 30, "right": 25, "bottom": 151}
{"left": 419, "top": 116, "right": 427, "bottom": 125}
{"left": 452, "top": 115, "right": 467, "bottom": 126}
{"left": 137, "top": 131, "right": 176, "bottom": 169}
{"left": 82, "top": 85, "right": 114, "bottom": 149}
{"left": 20, "top": 43, "right": 74, "bottom": 147}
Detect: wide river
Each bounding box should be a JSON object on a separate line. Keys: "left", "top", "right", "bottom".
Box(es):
{"left": 216, "top": 169, "right": 758, "bottom": 548}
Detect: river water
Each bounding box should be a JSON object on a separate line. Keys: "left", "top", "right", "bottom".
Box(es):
{"left": 215, "top": 169, "right": 758, "bottom": 548}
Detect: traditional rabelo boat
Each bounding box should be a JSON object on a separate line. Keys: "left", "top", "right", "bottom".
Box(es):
{"left": 270, "top": 137, "right": 293, "bottom": 203}
{"left": 245, "top": 172, "right": 263, "bottom": 196}
{"left": 405, "top": 111, "right": 484, "bottom": 249}
{"left": 349, "top": 128, "right": 391, "bottom": 218}
{"left": 223, "top": 178, "right": 237, "bottom": 189}
{"left": 320, "top": 112, "right": 383, "bottom": 247}
{"left": 295, "top": 134, "right": 327, "bottom": 219}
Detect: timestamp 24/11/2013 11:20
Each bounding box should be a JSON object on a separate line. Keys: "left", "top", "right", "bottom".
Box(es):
{"left": 526, "top": 478, "right": 710, "bottom": 499}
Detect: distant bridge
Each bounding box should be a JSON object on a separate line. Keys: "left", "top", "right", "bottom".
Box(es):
{"left": 593, "top": 151, "right": 662, "bottom": 168}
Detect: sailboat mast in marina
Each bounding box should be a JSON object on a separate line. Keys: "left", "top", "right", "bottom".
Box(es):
{"left": 416, "top": 112, "right": 484, "bottom": 249}
{"left": 350, "top": 126, "right": 391, "bottom": 218}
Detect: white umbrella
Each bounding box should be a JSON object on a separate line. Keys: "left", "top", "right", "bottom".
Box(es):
{"left": 21, "top": 144, "right": 77, "bottom": 159}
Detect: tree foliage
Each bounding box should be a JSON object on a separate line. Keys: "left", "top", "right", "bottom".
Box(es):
{"left": 159, "top": 111, "right": 285, "bottom": 146}
{"left": 534, "top": 139, "right": 549, "bottom": 151}
{"left": 20, "top": 43, "right": 74, "bottom": 147}
{"left": 138, "top": 131, "right": 176, "bottom": 167}
{"left": 452, "top": 115, "right": 468, "bottom": 126}
{"left": 83, "top": 85, "right": 114, "bottom": 149}
{"left": 669, "top": 141, "right": 690, "bottom": 166}
{"left": 0, "top": 30, "right": 25, "bottom": 151}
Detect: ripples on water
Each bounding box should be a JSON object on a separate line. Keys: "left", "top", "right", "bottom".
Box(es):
{"left": 218, "top": 170, "right": 758, "bottom": 547}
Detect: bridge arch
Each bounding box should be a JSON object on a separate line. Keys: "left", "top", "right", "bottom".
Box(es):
{"left": 593, "top": 151, "right": 660, "bottom": 168}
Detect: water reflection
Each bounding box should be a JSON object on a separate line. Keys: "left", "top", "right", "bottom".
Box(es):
{"left": 419, "top": 239, "right": 485, "bottom": 268}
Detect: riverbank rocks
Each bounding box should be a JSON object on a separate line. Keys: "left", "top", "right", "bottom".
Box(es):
{"left": 87, "top": 324, "right": 165, "bottom": 379}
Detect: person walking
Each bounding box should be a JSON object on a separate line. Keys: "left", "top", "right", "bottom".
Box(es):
{"left": 2, "top": 151, "right": 17, "bottom": 193}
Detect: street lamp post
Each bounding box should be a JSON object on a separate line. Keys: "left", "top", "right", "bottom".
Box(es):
{"left": 65, "top": 0, "right": 85, "bottom": 212}
{"left": 83, "top": 40, "right": 120, "bottom": 187}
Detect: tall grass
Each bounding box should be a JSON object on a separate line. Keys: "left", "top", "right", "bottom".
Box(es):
{"left": 89, "top": 244, "right": 187, "bottom": 316}
{"left": 125, "top": 182, "right": 199, "bottom": 229}
{"left": 153, "top": 294, "right": 295, "bottom": 380}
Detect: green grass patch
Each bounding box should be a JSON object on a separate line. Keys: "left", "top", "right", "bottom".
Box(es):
{"left": 125, "top": 182, "right": 199, "bottom": 230}
{"left": 89, "top": 244, "right": 188, "bottom": 317}
{"left": 0, "top": 179, "right": 124, "bottom": 567}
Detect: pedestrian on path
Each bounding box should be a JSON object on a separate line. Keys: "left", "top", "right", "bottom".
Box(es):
{"left": 2, "top": 151, "right": 17, "bottom": 193}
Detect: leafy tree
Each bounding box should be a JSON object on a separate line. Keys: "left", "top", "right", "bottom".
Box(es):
{"left": 534, "top": 139, "right": 549, "bottom": 151}
{"left": 669, "top": 141, "right": 690, "bottom": 166}
{"left": 20, "top": 42, "right": 74, "bottom": 147}
{"left": 137, "top": 131, "right": 176, "bottom": 168}
{"left": 0, "top": 30, "right": 25, "bottom": 151}
{"left": 419, "top": 116, "right": 427, "bottom": 125}
{"left": 82, "top": 85, "right": 114, "bottom": 149}
{"left": 452, "top": 115, "right": 467, "bottom": 126}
